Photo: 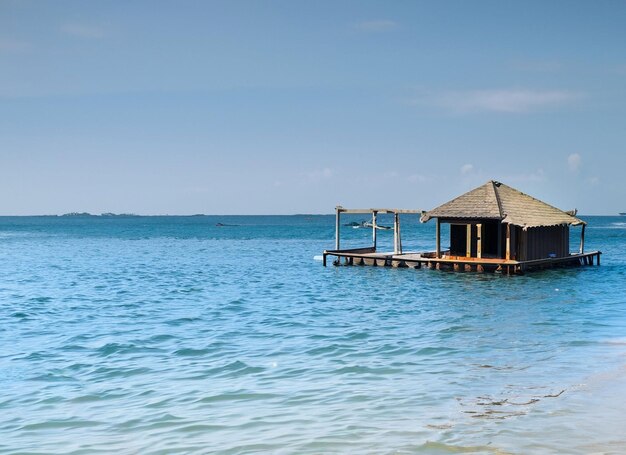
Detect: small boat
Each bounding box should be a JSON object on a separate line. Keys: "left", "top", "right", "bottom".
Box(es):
{"left": 345, "top": 219, "right": 392, "bottom": 230}
{"left": 363, "top": 221, "right": 392, "bottom": 230}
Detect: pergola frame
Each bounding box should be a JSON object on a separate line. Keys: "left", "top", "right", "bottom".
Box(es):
{"left": 334, "top": 206, "right": 421, "bottom": 254}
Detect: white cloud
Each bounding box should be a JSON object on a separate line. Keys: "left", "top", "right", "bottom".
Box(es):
{"left": 60, "top": 24, "right": 105, "bottom": 39}
{"left": 353, "top": 20, "right": 398, "bottom": 32}
{"left": 568, "top": 153, "right": 582, "bottom": 173}
{"left": 460, "top": 164, "right": 474, "bottom": 175}
{"left": 429, "top": 89, "right": 580, "bottom": 114}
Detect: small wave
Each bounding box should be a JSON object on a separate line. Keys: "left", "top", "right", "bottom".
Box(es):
{"left": 334, "top": 365, "right": 402, "bottom": 375}
{"left": 91, "top": 366, "right": 152, "bottom": 380}
{"left": 417, "top": 441, "right": 507, "bottom": 453}
{"left": 165, "top": 317, "right": 202, "bottom": 326}
{"left": 198, "top": 391, "right": 279, "bottom": 403}
{"left": 28, "top": 296, "right": 53, "bottom": 303}
{"left": 69, "top": 391, "right": 128, "bottom": 403}
{"left": 95, "top": 342, "right": 146, "bottom": 357}
{"left": 10, "top": 312, "right": 31, "bottom": 320}
{"left": 148, "top": 334, "right": 177, "bottom": 343}
{"left": 415, "top": 346, "right": 458, "bottom": 356}
{"left": 21, "top": 419, "right": 101, "bottom": 431}
{"left": 601, "top": 338, "right": 626, "bottom": 345}
{"left": 174, "top": 347, "right": 211, "bottom": 357}
{"left": 204, "top": 360, "right": 265, "bottom": 378}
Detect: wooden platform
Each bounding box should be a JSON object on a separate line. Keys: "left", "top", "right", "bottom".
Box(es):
{"left": 322, "top": 247, "right": 602, "bottom": 274}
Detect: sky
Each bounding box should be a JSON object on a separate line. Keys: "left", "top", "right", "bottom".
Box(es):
{"left": 1, "top": 0, "right": 625, "bottom": 215}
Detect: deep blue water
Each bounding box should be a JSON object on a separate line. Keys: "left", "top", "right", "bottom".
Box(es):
{"left": 1, "top": 215, "right": 625, "bottom": 454}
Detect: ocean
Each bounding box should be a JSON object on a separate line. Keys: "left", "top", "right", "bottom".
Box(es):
{"left": 1, "top": 215, "right": 625, "bottom": 454}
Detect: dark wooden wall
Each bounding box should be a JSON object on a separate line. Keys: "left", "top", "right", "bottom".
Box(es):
{"left": 519, "top": 225, "right": 569, "bottom": 260}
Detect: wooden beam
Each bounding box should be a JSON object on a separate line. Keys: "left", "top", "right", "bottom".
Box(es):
{"left": 337, "top": 208, "right": 421, "bottom": 214}
{"left": 477, "top": 223, "right": 482, "bottom": 259}
{"left": 436, "top": 218, "right": 441, "bottom": 258}
{"left": 466, "top": 224, "right": 471, "bottom": 257}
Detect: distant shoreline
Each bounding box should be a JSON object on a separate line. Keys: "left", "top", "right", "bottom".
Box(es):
{"left": 0, "top": 213, "right": 619, "bottom": 218}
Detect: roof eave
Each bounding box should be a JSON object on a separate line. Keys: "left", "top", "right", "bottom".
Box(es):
{"left": 420, "top": 213, "right": 504, "bottom": 223}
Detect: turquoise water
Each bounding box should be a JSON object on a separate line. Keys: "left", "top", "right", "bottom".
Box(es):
{"left": 1, "top": 215, "right": 625, "bottom": 454}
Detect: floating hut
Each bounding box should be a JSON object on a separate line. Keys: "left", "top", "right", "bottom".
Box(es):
{"left": 323, "top": 180, "right": 601, "bottom": 274}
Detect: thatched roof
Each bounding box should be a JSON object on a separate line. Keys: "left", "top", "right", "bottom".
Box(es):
{"left": 420, "top": 180, "right": 585, "bottom": 228}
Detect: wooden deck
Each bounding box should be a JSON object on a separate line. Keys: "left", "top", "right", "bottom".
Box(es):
{"left": 322, "top": 247, "right": 601, "bottom": 274}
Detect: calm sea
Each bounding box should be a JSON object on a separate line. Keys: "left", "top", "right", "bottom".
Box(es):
{"left": 1, "top": 215, "right": 625, "bottom": 454}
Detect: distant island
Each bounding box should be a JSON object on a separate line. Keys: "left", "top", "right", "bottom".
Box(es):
{"left": 61, "top": 212, "right": 140, "bottom": 217}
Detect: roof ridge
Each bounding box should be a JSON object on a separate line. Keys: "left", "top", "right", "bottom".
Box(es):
{"left": 491, "top": 180, "right": 505, "bottom": 219}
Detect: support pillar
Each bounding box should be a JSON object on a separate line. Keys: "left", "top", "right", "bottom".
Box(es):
{"left": 477, "top": 223, "right": 482, "bottom": 259}
{"left": 335, "top": 207, "right": 341, "bottom": 250}
{"left": 466, "top": 224, "right": 471, "bottom": 258}
{"left": 393, "top": 212, "right": 400, "bottom": 254}
{"left": 505, "top": 224, "right": 511, "bottom": 261}
{"left": 436, "top": 218, "right": 441, "bottom": 258}
{"left": 579, "top": 224, "right": 585, "bottom": 254}
{"left": 372, "top": 211, "right": 378, "bottom": 250}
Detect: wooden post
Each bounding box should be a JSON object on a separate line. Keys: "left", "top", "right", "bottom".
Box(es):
{"left": 335, "top": 207, "right": 341, "bottom": 250}
{"left": 477, "top": 223, "right": 482, "bottom": 259}
{"left": 372, "top": 211, "right": 377, "bottom": 250}
{"left": 393, "top": 212, "right": 400, "bottom": 254}
{"left": 505, "top": 224, "right": 511, "bottom": 261}
{"left": 398, "top": 214, "right": 402, "bottom": 254}
{"left": 466, "top": 224, "right": 471, "bottom": 257}
{"left": 436, "top": 218, "right": 441, "bottom": 258}
{"left": 579, "top": 224, "right": 585, "bottom": 254}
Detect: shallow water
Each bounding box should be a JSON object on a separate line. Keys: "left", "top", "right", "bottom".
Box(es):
{"left": 1, "top": 215, "right": 625, "bottom": 454}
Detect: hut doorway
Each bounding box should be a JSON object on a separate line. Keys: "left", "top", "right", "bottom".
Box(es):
{"left": 481, "top": 221, "right": 500, "bottom": 258}
{"left": 449, "top": 223, "right": 473, "bottom": 257}
{"left": 449, "top": 221, "right": 502, "bottom": 258}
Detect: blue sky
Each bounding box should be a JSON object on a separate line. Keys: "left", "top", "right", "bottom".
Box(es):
{"left": 1, "top": 0, "right": 625, "bottom": 215}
